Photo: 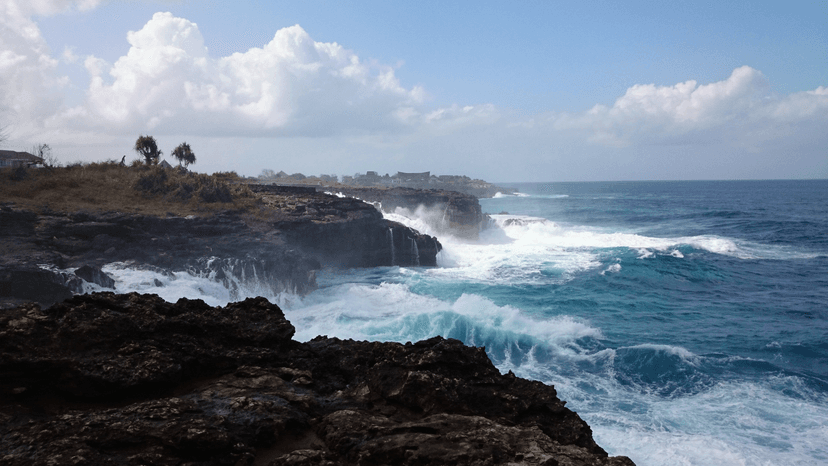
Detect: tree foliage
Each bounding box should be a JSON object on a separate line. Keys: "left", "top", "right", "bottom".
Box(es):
{"left": 134, "top": 135, "right": 162, "bottom": 165}
{"left": 172, "top": 142, "right": 196, "bottom": 167}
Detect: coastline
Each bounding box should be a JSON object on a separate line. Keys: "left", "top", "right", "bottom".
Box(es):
{"left": 0, "top": 168, "right": 636, "bottom": 464}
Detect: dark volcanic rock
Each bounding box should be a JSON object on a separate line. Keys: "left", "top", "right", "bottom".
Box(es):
{"left": 0, "top": 293, "right": 635, "bottom": 466}
{"left": 252, "top": 185, "right": 442, "bottom": 268}
{"left": 0, "top": 265, "right": 75, "bottom": 309}
{"left": 0, "top": 192, "right": 442, "bottom": 307}
{"left": 74, "top": 264, "right": 115, "bottom": 288}
{"left": 332, "top": 186, "right": 488, "bottom": 239}
{"left": 0, "top": 207, "right": 321, "bottom": 308}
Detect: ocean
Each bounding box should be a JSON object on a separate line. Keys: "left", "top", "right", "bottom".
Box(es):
{"left": 98, "top": 180, "right": 828, "bottom": 466}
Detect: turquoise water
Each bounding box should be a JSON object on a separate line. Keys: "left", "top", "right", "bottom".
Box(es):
{"left": 100, "top": 180, "right": 828, "bottom": 465}
{"left": 284, "top": 180, "right": 828, "bottom": 466}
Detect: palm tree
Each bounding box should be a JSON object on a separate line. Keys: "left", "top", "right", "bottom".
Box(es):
{"left": 134, "top": 135, "right": 162, "bottom": 165}
{"left": 171, "top": 142, "right": 196, "bottom": 167}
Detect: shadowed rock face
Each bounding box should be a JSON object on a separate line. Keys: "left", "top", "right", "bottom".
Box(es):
{"left": 0, "top": 292, "right": 635, "bottom": 466}
{"left": 252, "top": 185, "right": 442, "bottom": 268}
{"left": 326, "top": 186, "right": 488, "bottom": 239}
{"left": 0, "top": 192, "right": 441, "bottom": 308}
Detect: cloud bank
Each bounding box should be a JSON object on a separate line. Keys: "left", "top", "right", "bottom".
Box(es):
{"left": 61, "top": 12, "right": 426, "bottom": 137}
{"left": 1, "top": 2, "right": 826, "bottom": 179}
{"left": 551, "top": 66, "right": 828, "bottom": 148}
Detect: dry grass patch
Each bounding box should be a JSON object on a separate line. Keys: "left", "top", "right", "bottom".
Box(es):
{"left": 0, "top": 162, "right": 260, "bottom": 217}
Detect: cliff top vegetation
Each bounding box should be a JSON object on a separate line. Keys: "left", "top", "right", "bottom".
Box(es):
{"left": 0, "top": 162, "right": 257, "bottom": 217}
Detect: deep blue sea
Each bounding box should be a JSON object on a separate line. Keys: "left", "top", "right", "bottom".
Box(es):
{"left": 100, "top": 180, "right": 828, "bottom": 466}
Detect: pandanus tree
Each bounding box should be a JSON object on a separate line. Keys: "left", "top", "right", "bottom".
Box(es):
{"left": 172, "top": 142, "right": 196, "bottom": 167}
{"left": 134, "top": 135, "right": 162, "bottom": 165}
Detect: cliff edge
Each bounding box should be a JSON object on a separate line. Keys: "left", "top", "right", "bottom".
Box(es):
{"left": 0, "top": 187, "right": 441, "bottom": 309}
{"left": 326, "top": 186, "right": 488, "bottom": 239}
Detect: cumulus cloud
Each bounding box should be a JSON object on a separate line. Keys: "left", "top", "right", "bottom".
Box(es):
{"left": 57, "top": 12, "right": 427, "bottom": 137}
{"left": 0, "top": 0, "right": 70, "bottom": 134}
{"left": 550, "top": 66, "right": 828, "bottom": 148}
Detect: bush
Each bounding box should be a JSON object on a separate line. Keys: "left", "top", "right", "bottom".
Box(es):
{"left": 134, "top": 167, "right": 170, "bottom": 195}
{"left": 196, "top": 179, "right": 233, "bottom": 203}
{"left": 6, "top": 165, "right": 29, "bottom": 181}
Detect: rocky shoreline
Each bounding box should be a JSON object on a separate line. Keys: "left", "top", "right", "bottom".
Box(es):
{"left": 0, "top": 185, "right": 459, "bottom": 309}
{"left": 0, "top": 292, "right": 634, "bottom": 465}
{"left": 1, "top": 184, "right": 635, "bottom": 465}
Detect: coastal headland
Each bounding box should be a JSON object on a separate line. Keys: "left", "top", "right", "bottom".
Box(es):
{"left": 0, "top": 164, "right": 457, "bottom": 309}
{"left": 0, "top": 163, "right": 635, "bottom": 465}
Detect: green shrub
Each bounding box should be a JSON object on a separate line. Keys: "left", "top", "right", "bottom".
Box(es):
{"left": 134, "top": 167, "right": 170, "bottom": 195}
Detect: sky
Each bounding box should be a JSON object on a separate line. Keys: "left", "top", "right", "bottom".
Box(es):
{"left": 1, "top": 0, "right": 826, "bottom": 181}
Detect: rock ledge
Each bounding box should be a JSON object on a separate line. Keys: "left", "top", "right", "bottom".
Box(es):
{"left": 0, "top": 293, "right": 634, "bottom": 466}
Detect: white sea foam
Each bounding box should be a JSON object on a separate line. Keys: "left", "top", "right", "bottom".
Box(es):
{"left": 504, "top": 341, "right": 828, "bottom": 466}
{"left": 587, "top": 378, "right": 828, "bottom": 466}
{"left": 490, "top": 192, "right": 564, "bottom": 199}
{"left": 282, "top": 281, "right": 601, "bottom": 346}
{"left": 601, "top": 263, "right": 622, "bottom": 275}
{"left": 97, "top": 262, "right": 295, "bottom": 308}
{"left": 411, "top": 212, "right": 816, "bottom": 287}
{"left": 617, "top": 343, "right": 702, "bottom": 365}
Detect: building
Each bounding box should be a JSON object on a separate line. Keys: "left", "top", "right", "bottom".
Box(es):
{"left": 0, "top": 150, "right": 43, "bottom": 168}
{"left": 393, "top": 171, "right": 430, "bottom": 184}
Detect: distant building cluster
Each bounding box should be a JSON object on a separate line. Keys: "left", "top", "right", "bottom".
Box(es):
{"left": 257, "top": 168, "right": 514, "bottom": 197}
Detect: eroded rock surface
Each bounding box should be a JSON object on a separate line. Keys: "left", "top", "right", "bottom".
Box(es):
{"left": 0, "top": 293, "right": 634, "bottom": 466}
{"left": 0, "top": 191, "right": 441, "bottom": 308}
{"left": 324, "top": 186, "right": 488, "bottom": 239}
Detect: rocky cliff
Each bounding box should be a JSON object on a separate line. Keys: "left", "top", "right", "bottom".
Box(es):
{"left": 0, "top": 187, "right": 441, "bottom": 309}
{"left": 251, "top": 185, "right": 441, "bottom": 268}
{"left": 0, "top": 292, "right": 635, "bottom": 466}
{"left": 325, "top": 186, "right": 488, "bottom": 239}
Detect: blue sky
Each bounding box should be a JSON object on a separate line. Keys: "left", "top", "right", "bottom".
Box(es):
{"left": 2, "top": 0, "right": 827, "bottom": 181}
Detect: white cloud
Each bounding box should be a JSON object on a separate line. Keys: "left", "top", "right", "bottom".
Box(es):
{"left": 546, "top": 66, "right": 828, "bottom": 151}
{"left": 12, "top": 0, "right": 103, "bottom": 16}
{"left": 55, "top": 13, "right": 427, "bottom": 137}
{"left": 60, "top": 45, "right": 77, "bottom": 63}
{"left": 0, "top": 0, "right": 67, "bottom": 134}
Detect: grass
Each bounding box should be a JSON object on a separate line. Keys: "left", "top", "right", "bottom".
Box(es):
{"left": 0, "top": 162, "right": 260, "bottom": 217}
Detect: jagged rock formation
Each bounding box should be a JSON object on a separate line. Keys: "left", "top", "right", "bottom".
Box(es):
{"left": 326, "top": 186, "right": 488, "bottom": 239}
{"left": 0, "top": 191, "right": 441, "bottom": 308}
{"left": 252, "top": 185, "right": 441, "bottom": 268}
{"left": 0, "top": 206, "right": 316, "bottom": 309}
{"left": 0, "top": 293, "right": 635, "bottom": 466}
